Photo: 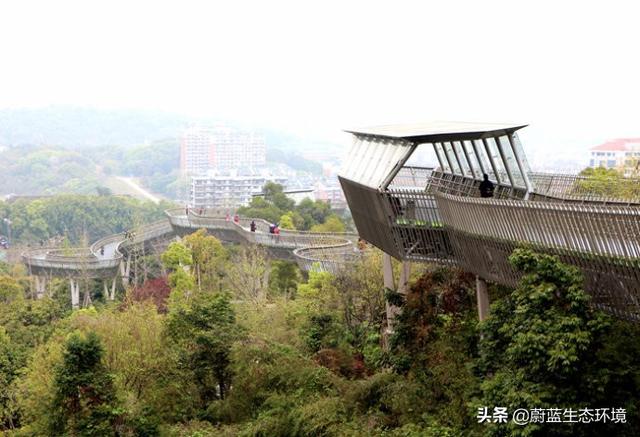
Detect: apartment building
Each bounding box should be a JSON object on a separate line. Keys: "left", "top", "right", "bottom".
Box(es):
{"left": 180, "top": 126, "right": 267, "bottom": 175}
{"left": 190, "top": 170, "right": 287, "bottom": 209}
{"left": 589, "top": 138, "right": 640, "bottom": 176}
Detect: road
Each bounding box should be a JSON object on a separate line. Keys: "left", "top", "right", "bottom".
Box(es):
{"left": 115, "top": 177, "right": 161, "bottom": 204}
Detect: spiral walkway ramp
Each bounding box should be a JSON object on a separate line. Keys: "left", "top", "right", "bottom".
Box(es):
{"left": 21, "top": 209, "right": 362, "bottom": 307}
{"left": 165, "top": 209, "right": 360, "bottom": 274}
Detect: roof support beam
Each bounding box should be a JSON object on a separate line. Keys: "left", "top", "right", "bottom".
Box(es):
{"left": 481, "top": 138, "right": 502, "bottom": 185}
{"left": 460, "top": 140, "right": 479, "bottom": 179}
{"left": 470, "top": 139, "right": 488, "bottom": 176}
{"left": 494, "top": 136, "right": 516, "bottom": 188}
{"left": 432, "top": 143, "right": 446, "bottom": 171}
{"left": 440, "top": 142, "right": 457, "bottom": 174}
{"left": 448, "top": 141, "right": 466, "bottom": 176}
{"left": 508, "top": 134, "right": 534, "bottom": 200}
{"left": 380, "top": 142, "right": 417, "bottom": 190}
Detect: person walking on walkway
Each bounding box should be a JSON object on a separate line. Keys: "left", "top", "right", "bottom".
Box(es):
{"left": 479, "top": 174, "right": 495, "bottom": 198}
{"left": 233, "top": 214, "right": 240, "bottom": 224}
{"left": 250, "top": 220, "right": 257, "bottom": 232}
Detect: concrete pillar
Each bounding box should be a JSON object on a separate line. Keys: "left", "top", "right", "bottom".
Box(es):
{"left": 83, "top": 287, "right": 92, "bottom": 307}
{"left": 35, "top": 276, "right": 46, "bottom": 299}
{"left": 476, "top": 276, "right": 490, "bottom": 321}
{"left": 120, "top": 255, "right": 132, "bottom": 284}
{"left": 397, "top": 261, "right": 411, "bottom": 295}
{"left": 383, "top": 255, "right": 412, "bottom": 337}
{"left": 110, "top": 277, "right": 117, "bottom": 300}
{"left": 70, "top": 278, "right": 80, "bottom": 309}
{"left": 382, "top": 253, "right": 395, "bottom": 290}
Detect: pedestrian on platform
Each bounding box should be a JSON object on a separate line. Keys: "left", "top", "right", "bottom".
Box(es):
{"left": 479, "top": 174, "right": 495, "bottom": 198}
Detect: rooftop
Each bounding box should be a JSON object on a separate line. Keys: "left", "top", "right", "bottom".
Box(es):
{"left": 344, "top": 121, "right": 528, "bottom": 143}
{"left": 591, "top": 138, "right": 640, "bottom": 152}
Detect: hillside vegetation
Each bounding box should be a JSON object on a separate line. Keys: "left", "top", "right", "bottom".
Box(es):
{"left": 0, "top": 213, "right": 639, "bottom": 435}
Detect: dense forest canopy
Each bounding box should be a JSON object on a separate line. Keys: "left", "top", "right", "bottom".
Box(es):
{"left": 0, "top": 196, "right": 638, "bottom": 435}
{"left": 0, "top": 195, "right": 172, "bottom": 244}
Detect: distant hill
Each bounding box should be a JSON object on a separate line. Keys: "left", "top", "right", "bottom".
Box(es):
{"left": 0, "top": 106, "right": 344, "bottom": 153}
{"left": 0, "top": 106, "right": 189, "bottom": 148}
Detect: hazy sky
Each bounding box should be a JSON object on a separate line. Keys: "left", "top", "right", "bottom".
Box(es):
{"left": 1, "top": 0, "right": 639, "bottom": 166}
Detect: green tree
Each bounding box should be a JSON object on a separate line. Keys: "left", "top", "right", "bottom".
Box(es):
{"left": 576, "top": 167, "right": 640, "bottom": 200}
{"left": 161, "top": 241, "right": 195, "bottom": 305}
{"left": 0, "top": 327, "right": 19, "bottom": 429}
{"left": 269, "top": 261, "right": 301, "bottom": 299}
{"left": 279, "top": 212, "right": 296, "bottom": 230}
{"left": 166, "top": 292, "right": 238, "bottom": 404}
{"left": 262, "top": 182, "right": 295, "bottom": 211}
{"left": 310, "top": 214, "right": 346, "bottom": 233}
{"left": 49, "top": 331, "right": 119, "bottom": 436}
{"left": 183, "top": 229, "right": 228, "bottom": 292}
{"left": 477, "top": 249, "right": 636, "bottom": 437}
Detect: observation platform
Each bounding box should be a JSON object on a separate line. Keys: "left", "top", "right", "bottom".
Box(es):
{"left": 340, "top": 122, "right": 640, "bottom": 320}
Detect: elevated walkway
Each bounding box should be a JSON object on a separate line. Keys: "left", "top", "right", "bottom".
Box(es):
{"left": 339, "top": 122, "right": 640, "bottom": 321}
{"left": 22, "top": 211, "right": 361, "bottom": 281}
{"left": 165, "top": 209, "right": 360, "bottom": 274}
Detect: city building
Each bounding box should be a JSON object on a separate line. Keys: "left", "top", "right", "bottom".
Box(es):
{"left": 589, "top": 138, "right": 640, "bottom": 176}
{"left": 180, "top": 126, "right": 267, "bottom": 175}
{"left": 314, "top": 181, "right": 347, "bottom": 209}
{"left": 189, "top": 170, "right": 287, "bottom": 209}
{"left": 180, "top": 126, "right": 214, "bottom": 175}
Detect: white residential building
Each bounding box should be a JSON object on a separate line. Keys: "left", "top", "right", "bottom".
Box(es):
{"left": 190, "top": 170, "right": 287, "bottom": 209}
{"left": 589, "top": 138, "right": 640, "bottom": 176}
{"left": 180, "top": 125, "right": 267, "bottom": 175}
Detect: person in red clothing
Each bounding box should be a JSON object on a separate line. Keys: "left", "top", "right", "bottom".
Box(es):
{"left": 233, "top": 214, "right": 240, "bottom": 224}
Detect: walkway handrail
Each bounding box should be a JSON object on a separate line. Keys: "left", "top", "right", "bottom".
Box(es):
{"left": 165, "top": 209, "right": 361, "bottom": 272}
{"left": 22, "top": 220, "right": 174, "bottom": 274}
{"left": 433, "top": 191, "right": 640, "bottom": 259}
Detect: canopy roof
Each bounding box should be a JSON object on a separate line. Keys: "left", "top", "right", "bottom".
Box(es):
{"left": 345, "top": 121, "right": 528, "bottom": 143}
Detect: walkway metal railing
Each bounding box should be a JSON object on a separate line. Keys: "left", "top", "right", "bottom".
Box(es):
{"left": 434, "top": 192, "right": 640, "bottom": 259}
{"left": 22, "top": 220, "right": 174, "bottom": 275}
{"left": 165, "top": 209, "right": 361, "bottom": 272}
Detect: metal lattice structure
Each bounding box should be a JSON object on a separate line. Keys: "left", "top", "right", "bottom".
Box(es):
{"left": 339, "top": 121, "right": 640, "bottom": 320}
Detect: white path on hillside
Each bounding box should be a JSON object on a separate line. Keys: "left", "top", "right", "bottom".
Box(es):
{"left": 115, "top": 177, "right": 161, "bottom": 204}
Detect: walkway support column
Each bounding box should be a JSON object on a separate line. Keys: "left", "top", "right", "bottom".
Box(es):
{"left": 70, "top": 278, "right": 80, "bottom": 309}
{"left": 110, "top": 277, "right": 117, "bottom": 300}
{"left": 476, "top": 275, "right": 490, "bottom": 321}
{"left": 35, "top": 276, "right": 46, "bottom": 299}
{"left": 383, "top": 254, "right": 411, "bottom": 336}
{"left": 120, "top": 255, "right": 132, "bottom": 285}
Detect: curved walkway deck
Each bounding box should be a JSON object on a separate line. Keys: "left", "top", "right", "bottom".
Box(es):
{"left": 165, "top": 209, "right": 361, "bottom": 274}
{"left": 21, "top": 210, "right": 362, "bottom": 279}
